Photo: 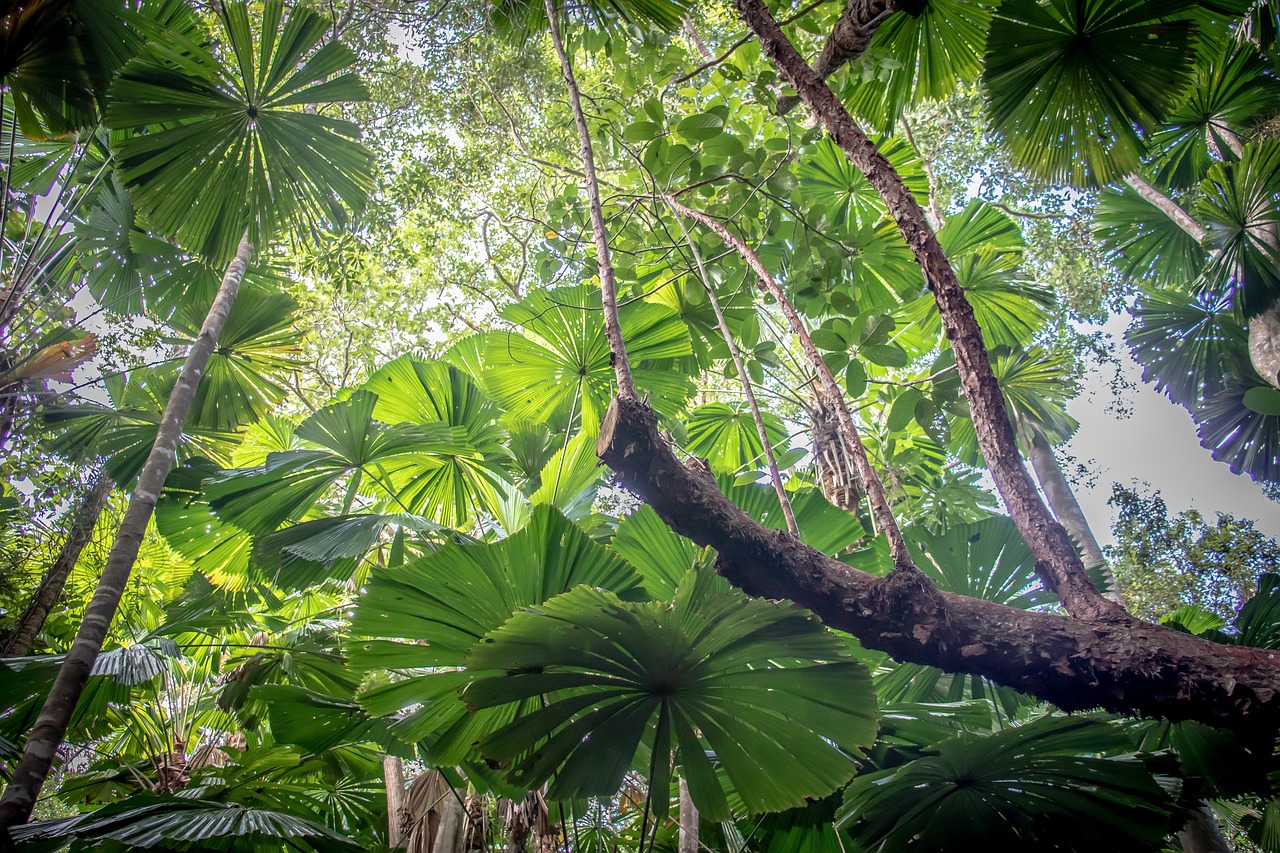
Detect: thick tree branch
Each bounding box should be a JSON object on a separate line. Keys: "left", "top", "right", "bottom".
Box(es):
{"left": 734, "top": 0, "right": 1118, "bottom": 621}
{"left": 598, "top": 396, "right": 1280, "bottom": 739}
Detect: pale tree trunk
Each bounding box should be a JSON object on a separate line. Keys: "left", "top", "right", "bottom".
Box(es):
{"left": 2, "top": 470, "right": 113, "bottom": 657}
{"left": 1177, "top": 804, "right": 1232, "bottom": 853}
{"left": 678, "top": 778, "right": 698, "bottom": 853}
{"left": 1026, "top": 427, "right": 1123, "bottom": 604}
{"left": 386, "top": 756, "right": 408, "bottom": 848}
{"left": 0, "top": 235, "right": 254, "bottom": 833}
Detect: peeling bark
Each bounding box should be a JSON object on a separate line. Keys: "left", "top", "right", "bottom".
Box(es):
{"left": 733, "top": 0, "right": 1117, "bottom": 621}
{"left": 597, "top": 396, "right": 1280, "bottom": 738}
{"left": 810, "top": 395, "right": 864, "bottom": 513}
{"left": 775, "top": 0, "right": 904, "bottom": 115}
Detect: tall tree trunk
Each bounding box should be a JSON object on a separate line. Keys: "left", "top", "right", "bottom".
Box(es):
{"left": 731, "top": 0, "right": 1117, "bottom": 620}
{"left": 386, "top": 755, "right": 408, "bottom": 848}
{"left": 2, "top": 470, "right": 113, "bottom": 657}
{"left": 543, "top": 0, "right": 636, "bottom": 400}
{"left": 1176, "top": 804, "right": 1232, "bottom": 853}
{"left": 0, "top": 236, "right": 254, "bottom": 834}
{"left": 678, "top": 778, "right": 698, "bottom": 853}
{"left": 1025, "top": 427, "right": 1123, "bottom": 604}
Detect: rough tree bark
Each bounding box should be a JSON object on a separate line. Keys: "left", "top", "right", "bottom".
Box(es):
{"left": 732, "top": 0, "right": 1118, "bottom": 621}
{"left": 2, "top": 470, "right": 113, "bottom": 657}
{"left": 597, "top": 396, "right": 1280, "bottom": 737}
{"left": 0, "top": 236, "right": 254, "bottom": 835}
{"left": 774, "top": 0, "right": 916, "bottom": 115}
{"left": 594, "top": 0, "right": 1280, "bottom": 738}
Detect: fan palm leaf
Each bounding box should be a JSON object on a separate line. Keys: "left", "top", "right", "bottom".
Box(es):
{"left": 984, "top": 0, "right": 1199, "bottom": 185}
{"left": 464, "top": 570, "right": 878, "bottom": 820}
{"left": 106, "top": 0, "right": 373, "bottom": 265}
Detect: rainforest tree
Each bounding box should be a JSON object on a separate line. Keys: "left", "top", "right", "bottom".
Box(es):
{"left": 1, "top": 0, "right": 1279, "bottom": 850}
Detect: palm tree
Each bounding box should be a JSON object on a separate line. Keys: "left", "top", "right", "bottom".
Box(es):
{"left": 0, "top": 0, "right": 372, "bottom": 827}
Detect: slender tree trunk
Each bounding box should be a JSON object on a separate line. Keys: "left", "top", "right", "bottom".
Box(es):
{"left": 0, "top": 236, "right": 254, "bottom": 834}
{"left": 1025, "top": 428, "right": 1119, "bottom": 598}
{"left": 1176, "top": 805, "right": 1232, "bottom": 853}
{"left": 543, "top": 0, "right": 636, "bottom": 400}
{"left": 667, "top": 203, "right": 798, "bottom": 536}
{"left": 2, "top": 471, "right": 113, "bottom": 657}
{"left": 386, "top": 755, "right": 408, "bottom": 848}
{"left": 678, "top": 778, "right": 698, "bottom": 853}
{"left": 665, "top": 195, "right": 913, "bottom": 570}
{"left": 731, "top": 0, "right": 1117, "bottom": 619}
{"left": 1124, "top": 174, "right": 1207, "bottom": 242}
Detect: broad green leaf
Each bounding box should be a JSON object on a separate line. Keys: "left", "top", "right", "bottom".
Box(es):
{"left": 985, "top": 0, "right": 1198, "bottom": 185}
{"left": 465, "top": 571, "right": 878, "bottom": 819}
{"left": 838, "top": 716, "right": 1178, "bottom": 852}
{"left": 107, "top": 0, "right": 373, "bottom": 265}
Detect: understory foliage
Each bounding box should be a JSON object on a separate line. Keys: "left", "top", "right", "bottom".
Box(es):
{"left": 0, "top": 0, "right": 1278, "bottom": 851}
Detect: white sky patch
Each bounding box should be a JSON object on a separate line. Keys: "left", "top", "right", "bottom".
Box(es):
{"left": 1064, "top": 312, "right": 1280, "bottom": 547}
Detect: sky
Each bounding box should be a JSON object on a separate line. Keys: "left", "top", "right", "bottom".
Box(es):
{"left": 1060, "top": 314, "right": 1280, "bottom": 547}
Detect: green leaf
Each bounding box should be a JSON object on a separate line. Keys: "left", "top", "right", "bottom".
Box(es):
{"left": 482, "top": 284, "right": 693, "bottom": 431}
{"left": 845, "top": 360, "right": 868, "bottom": 398}
{"left": 1243, "top": 387, "right": 1280, "bottom": 416}
{"left": 682, "top": 403, "right": 789, "bottom": 473}
{"left": 984, "top": 0, "right": 1198, "bottom": 185}
{"left": 465, "top": 571, "right": 878, "bottom": 819}
{"left": 106, "top": 0, "right": 373, "bottom": 265}
{"left": 860, "top": 342, "right": 909, "bottom": 368}
{"left": 838, "top": 716, "right": 1178, "bottom": 852}
{"left": 886, "top": 388, "right": 923, "bottom": 432}
{"left": 675, "top": 112, "right": 725, "bottom": 142}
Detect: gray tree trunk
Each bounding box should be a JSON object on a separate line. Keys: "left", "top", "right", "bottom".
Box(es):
{"left": 1025, "top": 428, "right": 1123, "bottom": 604}
{"left": 678, "top": 778, "right": 699, "bottom": 853}
{"left": 385, "top": 755, "right": 408, "bottom": 848}
{"left": 1176, "top": 805, "right": 1232, "bottom": 853}
{"left": 0, "top": 236, "right": 253, "bottom": 833}
{"left": 3, "top": 470, "right": 113, "bottom": 657}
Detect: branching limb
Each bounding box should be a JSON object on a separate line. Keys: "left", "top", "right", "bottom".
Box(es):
{"left": 665, "top": 196, "right": 914, "bottom": 570}
{"left": 665, "top": 200, "right": 800, "bottom": 536}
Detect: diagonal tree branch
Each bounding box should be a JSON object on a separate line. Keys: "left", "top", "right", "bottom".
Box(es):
{"left": 733, "top": 0, "right": 1119, "bottom": 621}
{"left": 666, "top": 195, "right": 914, "bottom": 570}
{"left": 597, "top": 395, "right": 1280, "bottom": 739}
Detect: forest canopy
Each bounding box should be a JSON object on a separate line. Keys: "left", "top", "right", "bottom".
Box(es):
{"left": 0, "top": 0, "right": 1279, "bottom": 850}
